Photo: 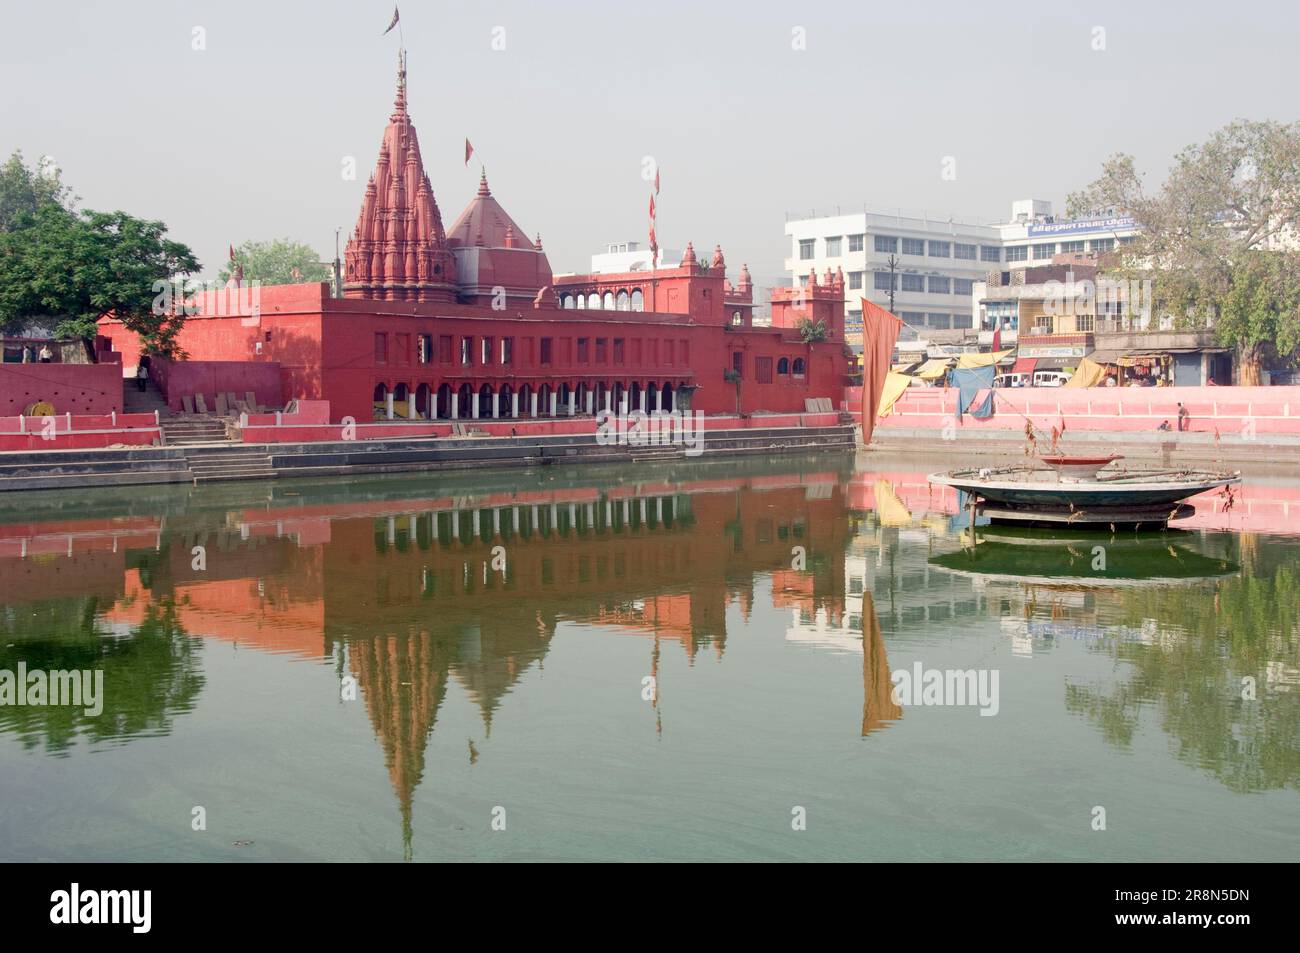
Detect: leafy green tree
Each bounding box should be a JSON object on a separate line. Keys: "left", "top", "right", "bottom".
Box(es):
{"left": 797, "top": 317, "right": 828, "bottom": 343}
{"left": 0, "top": 149, "right": 73, "bottom": 232}
{"left": 0, "top": 204, "right": 200, "bottom": 350}
{"left": 1068, "top": 120, "right": 1300, "bottom": 383}
{"left": 217, "top": 238, "right": 330, "bottom": 286}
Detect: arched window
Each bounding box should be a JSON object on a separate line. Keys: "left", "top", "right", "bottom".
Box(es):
{"left": 562, "top": 294, "right": 576, "bottom": 309}
{"left": 777, "top": 357, "right": 790, "bottom": 374}
{"left": 616, "top": 290, "right": 630, "bottom": 311}
{"left": 792, "top": 358, "right": 806, "bottom": 376}
{"left": 602, "top": 291, "right": 615, "bottom": 310}
{"left": 576, "top": 294, "right": 586, "bottom": 309}
{"left": 587, "top": 292, "right": 601, "bottom": 310}
{"left": 631, "top": 289, "right": 644, "bottom": 311}
{"left": 731, "top": 311, "right": 742, "bottom": 326}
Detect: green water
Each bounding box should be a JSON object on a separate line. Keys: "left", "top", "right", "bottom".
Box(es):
{"left": 1, "top": 454, "right": 1297, "bottom": 862}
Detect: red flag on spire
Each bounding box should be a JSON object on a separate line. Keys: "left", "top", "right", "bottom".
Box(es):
{"left": 654, "top": 168, "right": 660, "bottom": 194}
{"left": 464, "top": 138, "right": 474, "bottom": 166}
{"left": 383, "top": 6, "right": 400, "bottom": 36}
{"left": 228, "top": 244, "right": 235, "bottom": 261}
{"left": 649, "top": 194, "right": 656, "bottom": 218}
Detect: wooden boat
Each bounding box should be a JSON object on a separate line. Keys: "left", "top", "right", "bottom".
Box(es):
{"left": 928, "top": 459, "right": 1240, "bottom": 528}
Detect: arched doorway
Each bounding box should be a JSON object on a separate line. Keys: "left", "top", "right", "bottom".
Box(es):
{"left": 629, "top": 381, "right": 641, "bottom": 411}
{"left": 373, "top": 383, "right": 388, "bottom": 420}
{"left": 661, "top": 381, "right": 673, "bottom": 411}
{"left": 558, "top": 382, "right": 571, "bottom": 415}
{"left": 499, "top": 383, "right": 514, "bottom": 418}
{"left": 538, "top": 383, "right": 553, "bottom": 416}
{"left": 613, "top": 381, "right": 625, "bottom": 412}
{"left": 436, "top": 383, "right": 452, "bottom": 419}
{"left": 392, "top": 383, "right": 410, "bottom": 418}
{"left": 575, "top": 382, "right": 589, "bottom": 414}
{"left": 518, "top": 383, "right": 533, "bottom": 416}
{"left": 415, "top": 383, "right": 433, "bottom": 420}
{"left": 478, "top": 384, "right": 494, "bottom": 418}
{"left": 456, "top": 383, "right": 472, "bottom": 418}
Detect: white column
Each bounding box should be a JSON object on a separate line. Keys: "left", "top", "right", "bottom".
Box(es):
{"left": 492, "top": 508, "right": 501, "bottom": 537}
{"left": 620, "top": 393, "right": 629, "bottom": 416}
{"left": 531, "top": 393, "right": 539, "bottom": 417}
{"left": 586, "top": 390, "right": 595, "bottom": 415}
{"left": 511, "top": 393, "right": 520, "bottom": 418}
{"left": 550, "top": 391, "right": 558, "bottom": 416}
{"left": 568, "top": 503, "right": 577, "bottom": 532}
{"left": 451, "top": 510, "right": 460, "bottom": 539}
{"left": 472, "top": 509, "right": 481, "bottom": 537}
{"left": 531, "top": 504, "right": 540, "bottom": 535}
{"left": 407, "top": 393, "right": 416, "bottom": 420}
{"left": 471, "top": 394, "right": 480, "bottom": 419}
{"left": 450, "top": 394, "right": 459, "bottom": 419}
{"left": 387, "top": 516, "right": 396, "bottom": 545}
{"left": 512, "top": 507, "right": 520, "bottom": 533}
{"left": 409, "top": 515, "right": 418, "bottom": 537}
{"left": 604, "top": 390, "right": 613, "bottom": 412}
{"left": 656, "top": 497, "right": 663, "bottom": 522}
{"left": 640, "top": 498, "right": 648, "bottom": 523}
{"left": 492, "top": 391, "right": 501, "bottom": 418}
{"left": 568, "top": 390, "right": 576, "bottom": 416}
{"left": 585, "top": 503, "right": 595, "bottom": 528}
{"left": 550, "top": 503, "right": 559, "bottom": 534}
{"left": 386, "top": 394, "right": 394, "bottom": 420}
{"left": 622, "top": 499, "right": 630, "bottom": 524}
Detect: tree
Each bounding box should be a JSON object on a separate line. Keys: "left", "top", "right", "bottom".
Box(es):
{"left": 0, "top": 204, "right": 200, "bottom": 351}
{"left": 723, "top": 367, "right": 742, "bottom": 416}
{"left": 1068, "top": 120, "right": 1300, "bottom": 383}
{"left": 217, "top": 238, "right": 329, "bottom": 286}
{"left": 797, "top": 317, "right": 829, "bottom": 343}
{"left": 0, "top": 149, "right": 73, "bottom": 232}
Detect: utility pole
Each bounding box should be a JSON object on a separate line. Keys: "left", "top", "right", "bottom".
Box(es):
{"left": 886, "top": 253, "right": 899, "bottom": 315}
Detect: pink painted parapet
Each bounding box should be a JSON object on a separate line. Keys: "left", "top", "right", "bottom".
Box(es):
{"left": 0, "top": 412, "right": 161, "bottom": 451}
{"left": 846, "top": 385, "right": 1300, "bottom": 436}
{"left": 0, "top": 362, "right": 125, "bottom": 416}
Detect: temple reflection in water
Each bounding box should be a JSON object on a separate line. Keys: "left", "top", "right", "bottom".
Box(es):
{"left": 2, "top": 456, "right": 1298, "bottom": 858}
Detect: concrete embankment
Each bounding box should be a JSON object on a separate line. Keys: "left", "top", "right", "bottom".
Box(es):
{"left": 0, "top": 423, "right": 857, "bottom": 493}
{"left": 870, "top": 427, "right": 1300, "bottom": 472}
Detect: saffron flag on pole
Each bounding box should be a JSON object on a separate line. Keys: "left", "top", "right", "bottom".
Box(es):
{"left": 991, "top": 317, "right": 1001, "bottom": 353}
{"left": 383, "top": 6, "right": 400, "bottom": 36}
{"left": 859, "top": 298, "right": 905, "bottom": 445}
{"left": 464, "top": 138, "right": 474, "bottom": 166}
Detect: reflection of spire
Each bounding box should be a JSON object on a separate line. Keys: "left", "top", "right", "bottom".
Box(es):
{"left": 861, "top": 592, "right": 902, "bottom": 736}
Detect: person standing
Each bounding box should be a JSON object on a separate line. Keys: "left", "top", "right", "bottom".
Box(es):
{"left": 136, "top": 362, "right": 149, "bottom": 392}
{"left": 1177, "top": 402, "right": 1189, "bottom": 432}
{"left": 38, "top": 344, "right": 53, "bottom": 363}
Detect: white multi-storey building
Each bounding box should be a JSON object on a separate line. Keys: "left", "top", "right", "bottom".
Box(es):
{"left": 785, "top": 200, "right": 1142, "bottom": 348}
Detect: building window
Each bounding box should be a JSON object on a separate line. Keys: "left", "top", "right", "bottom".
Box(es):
{"left": 798, "top": 239, "right": 815, "bottom": 260}
{"left": 1060, "top": 240, "right": 1085, "bottom": 253}
{"left": 954, "top": 242, "right": 976, "bottom": 260}
{"left": 792, "top": 357, "right": 806, "bottom": 377}
{"left": 1090, "top": 238, "right": 1115, "bottom": 252}
{"left": 577, "top": 337, "right": 589, "bottom": 363}
{"left": 756, "top": 356, "right": 773, "bottom": 383}
{"left": 1119, "top": 235, "right": 1138, "bottom": 246}
{"left": 613, "top": 338, "right": 625, "bottom": 363}
{"left": 1076, "top": 314, "right": 1096, "bottom": 332}
{"left": 824, "top": 236, "right": 842, "bottom": 257}
{"left": 928, "top": 240, "right": 951, "bottom": 258}
{"left": 777, "top": 357, "right": 790, "bottom": 374}
{"left": 596, "top": 338, "right": 607, "bottom": 363}
{"left": 846, "top": 309, "right": 863, "bottom": 331}
{"left": 1005, "top": 245, "right": 1028, "bottom": 262}
{"left": 874, "top": 235, "right": 898, "bottom": 253}
{"left": 501, "top": 338, "right": 513, "bottom": 365}
{"left": 848, "top": 271, "right": 863, "bottom": 290}
{"left": 374, "top": 333, "right": 388, "bottom": 364}
{"left": 1033, "top": 243, "right": 1056, "bottom": 260}
{"left": 731, "top": 310, "right": 743, "bottom": 326}
{"left": 874, "top": 271, "right": 895, "bottom": 291}
{"left": 1034, "top": 315, "right": 1053, "bottom": 332}
{"left": 731, "top": 351, "right": 743, "bottom": 377}
{"left": 460, "top": 336, "right": 472, "bottom": 365}
{"left": 439, "top": 335, "right": 452, "bottom": 363}
{"left": 980, "top": 245, "right": 1001, "bottom": 262}
{"left": 417, "top": 334, "right": 432, "bottom": 364}
{"left": 540, "top": 337, "right": 553, "bottom": 365}
{"left": 927, "top": 313, "right": 952, "bottom": 328}
{"left": 481, "top": 337, "right": 493, "bottom": 365}
{"left": 848, "top": 234, "right": 864, "bottom": 252}
{"left": 952, "top": 314, "right": 973, "bottom": 329}
{"left": 953, "top": 278, "right": 974, "bottom": 295}
{"left": 901, "top": 274, "right": 925, "bottom": 292}
{"left": 928, "top": 276, "right": 951, "bottom": 294}
{"left": 902, "top": 238, "right": 925, "bottom": 256}
{"left": 901, "top": 312, "right": 924, "bottom": 324}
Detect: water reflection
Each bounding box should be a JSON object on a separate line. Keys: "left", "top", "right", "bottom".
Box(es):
{"left": 1, "top": 456, "right": 1298, "bottom": 859}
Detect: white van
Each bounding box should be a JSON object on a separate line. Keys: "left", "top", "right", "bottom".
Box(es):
{"left": 1032, "top": 370, "right": 1072, "bottom": 387}
{"left": 994, "top": 373, "right": 1027, "bottom": 388}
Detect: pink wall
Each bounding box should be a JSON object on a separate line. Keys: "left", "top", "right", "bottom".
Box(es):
{"left": 149, "top": 356, "right": 283, "bottom": 413}
{"left": 848, "top": 384, "right": 1300, "bottom": 436}
{"left": 0, "top": 363, "right": 123, "bottom": 416}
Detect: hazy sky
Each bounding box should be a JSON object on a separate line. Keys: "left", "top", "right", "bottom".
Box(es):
{"left": 2, "top": 0, "right": 1297, "bottom": 287}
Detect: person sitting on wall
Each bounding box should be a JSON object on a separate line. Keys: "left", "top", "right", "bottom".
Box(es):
{"left": 1207, "top": 376, "right": 1218, "bottom": 386}
{"left": 38, "top": 344, "right": 53, "bottom": 363}
{"left": 136, "top": 362, "right": 149, "bottom": 392}
{"left": 1158, "top": 419, "right": 1172, "bottom": 431}
{"left": 1103, "top": 375, "right": 1117, "bottom": 387}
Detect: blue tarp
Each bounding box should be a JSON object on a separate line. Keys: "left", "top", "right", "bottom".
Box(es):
{"left": 954, "top": 366, "right": 995, "bottom": 420}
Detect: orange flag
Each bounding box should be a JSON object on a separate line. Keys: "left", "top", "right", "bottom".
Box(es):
{"left": 860, "top": 298, "right": 904, "bottom": 445}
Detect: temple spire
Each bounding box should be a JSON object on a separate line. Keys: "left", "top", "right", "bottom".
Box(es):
{"left": 392, "top": 48, "right": 408, "bottom": 118}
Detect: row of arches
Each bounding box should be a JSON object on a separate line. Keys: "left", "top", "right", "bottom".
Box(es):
{"left": 373, "top": 380, "right": 686, "bottom": 420}
{"left": 559, "top": 288, "right": 645, "bottom": 311}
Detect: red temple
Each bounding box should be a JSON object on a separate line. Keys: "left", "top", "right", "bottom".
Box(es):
{"left": 99, "top": 54, "right": 849, "bottom": 425}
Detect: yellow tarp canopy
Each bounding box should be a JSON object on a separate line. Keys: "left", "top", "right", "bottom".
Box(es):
{"left": 956, "top": 349, "right": 1014, "bottom": 369}
{"left": 876, "top": 371, "right": 913, "bottom": 418}
{"left": 914, "top": 358, "right": 952, "bottom": 380}
{"left": 1062, "top": 356, "right": 1107, "bottom": 388}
